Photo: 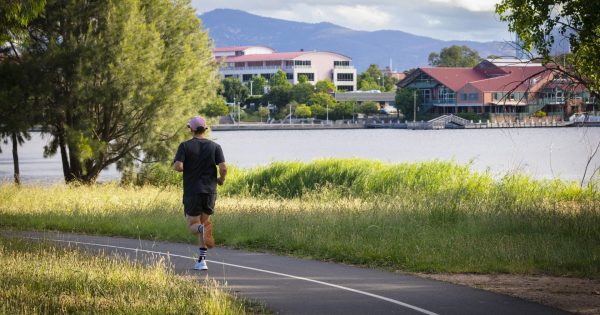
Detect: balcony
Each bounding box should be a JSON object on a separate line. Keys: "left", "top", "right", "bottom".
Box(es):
{"left": 423, "top": 99, "right": 457, "bottom": 106}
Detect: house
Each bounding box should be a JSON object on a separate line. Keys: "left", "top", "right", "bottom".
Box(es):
{"left": 398, "top": 59, "right": 595, "bottom": 120}
{"left": 214, "top": 46, "right": 357, "bottom": 92}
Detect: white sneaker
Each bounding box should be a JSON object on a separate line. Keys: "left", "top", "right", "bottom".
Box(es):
{"left": 194, "top": 259, "right": 208, "bottom": 270}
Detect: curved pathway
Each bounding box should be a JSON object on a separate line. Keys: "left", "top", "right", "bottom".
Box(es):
{"left": 5, "top": 231, "right": 569, "bottom": 315}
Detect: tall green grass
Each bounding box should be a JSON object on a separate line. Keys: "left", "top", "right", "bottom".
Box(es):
{"left": 0, "top": 237, "right": 265, "bottom": 314}
{"left": 1, "top": 159, "right": 599, "bottom": 277}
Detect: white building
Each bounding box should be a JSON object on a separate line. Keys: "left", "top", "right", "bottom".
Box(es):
{"left": 214, "top": 46, "right": 357, "bottom": 91}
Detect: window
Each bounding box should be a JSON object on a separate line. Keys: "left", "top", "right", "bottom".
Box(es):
{"left": 297, "top": 73, "right": 314, "bottom": 81}
{"left": 337, "top": 73, "right": 354, "bottom": 81}
{"left": 285, "top": 60, "right": 294, "bottom": 67}
{"left": 461, "top": 93, "right": 468, "bottom": 101}
{"left": 247, "top": 61, "right": 263, "bottom": 67}
{"left": 261, "top": 73, "right": 272, "bottom": 80}
{"left": 419, "top": 89, "right": 432, "bottom": 102}
{"left": 334, "top": 61, "right": 350, "bottom": 67}
{"left": 337, "top": 85, "right": 354, "bottom": 92}
{"left": 286, "top": 73, "right": 294, "bottom": 80}
{"left": 265, "top": 60, "right": 281, "bottom": 67}
{"left": 234, "top": 62, "right": 245, "bottom": 68}
{"left": 438, "top": 86, "right": 455, "bottom": 101}
{"left": 242, "top": 74, "right": 254, "bottom": 82}
{"left": 294, "top": 60, "right": 311, "bottom": 66}
{"left": 468, "top": 93, "right": 478, "bottom": 101}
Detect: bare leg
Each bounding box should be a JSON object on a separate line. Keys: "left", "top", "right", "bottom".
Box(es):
{"left": 186, "top": 214, "right": 209, "bottom": 248}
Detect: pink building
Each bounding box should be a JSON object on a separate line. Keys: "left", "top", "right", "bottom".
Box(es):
{"left": 214, "top": 46, "right": 357, "bottom": 91}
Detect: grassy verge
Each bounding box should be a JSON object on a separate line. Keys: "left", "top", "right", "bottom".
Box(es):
{"left": 0, "top": 236, "right": 266, "bottom": 314}
{"left": 1, "top": 159, "right": 599, "bottom": 277}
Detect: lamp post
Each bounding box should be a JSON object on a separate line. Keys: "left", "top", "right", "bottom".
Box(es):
{"left": 413, "top": 90, "right": 417, "bottom": 122}
{"left": 326, "top": 102, "right": 329, "bottom": 124}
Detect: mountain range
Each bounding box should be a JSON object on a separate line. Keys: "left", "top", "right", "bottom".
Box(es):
{"left": 199, "top": 9, "right": 519, "bottom": 72}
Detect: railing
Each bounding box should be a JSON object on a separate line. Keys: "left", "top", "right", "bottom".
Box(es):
{"left": 428, "top": 114, "right": 471, "bottom": 127}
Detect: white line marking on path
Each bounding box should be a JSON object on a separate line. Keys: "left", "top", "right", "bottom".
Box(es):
{"left": 26, "top": 236, "right": 438, "bottom": 315}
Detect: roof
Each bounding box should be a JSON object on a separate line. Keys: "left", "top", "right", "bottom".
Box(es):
{"left": 334, "top": 92, "right": 396, "bottom": 102}
{"left": 467, "top": 66, "right": 549, "bottom": 92}
{"left": 222, "top": 52, "right": 308, "bottom": 62}
{"left": 419, "top": 68, "right": 488, "bottom": 91}
{"left": 213, "top": 46, "right": 275, "bottom": 53}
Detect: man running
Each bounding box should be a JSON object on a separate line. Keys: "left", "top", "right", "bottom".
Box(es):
{"left": 173, "top": 115, "right": 226, "bottom": 270}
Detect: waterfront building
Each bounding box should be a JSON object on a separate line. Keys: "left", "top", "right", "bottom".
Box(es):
{"left": 214, "top": 46, "right": 357, "bottom": 92}
{"left": 398, "top": 59, "right": 595, "bottom": 120}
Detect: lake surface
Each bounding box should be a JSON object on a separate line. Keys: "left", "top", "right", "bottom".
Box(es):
{"left": 1, "top": 128, "right": 599, "bottom": 184}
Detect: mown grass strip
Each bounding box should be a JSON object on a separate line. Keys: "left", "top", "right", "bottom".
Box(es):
{"left": 0, "top": 236, "right": 267, "bottom": 314}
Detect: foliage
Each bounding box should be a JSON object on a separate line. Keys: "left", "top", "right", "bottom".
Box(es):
{"left": 0, "top": 0, "right": 46, "bottom": 44}
{"left": 249, "top": 75, "right": 266, "bottom": 95}
{"left": 290, "top": 81, "right": 315, "bottom": 104}
{"left": 534, "top": 110, "right": 547, "bottom": 118}
{"left": 294, "top": 104, "right": 312, "bottom": 118}
{"left": 357, "top": 64, "right": 396, "bottom": 92}
{"left": 18, "top": 0, "right": 219, "bottom": 184}
{"left": 308, "top": 92, "right": 335, "bottom": 109}
{"left": 330, "top": 101, "right": 354, "bottom": 120}
{"left": 310, "top": 103, "right": 326, "bottom": 119}
{"left": 315, "top": 79, "right": 336, "bottom": 93}
{"left": 360, "top": 101, "right": 379, "bottom": 117}
{"left": 221, "top": 76, "right": 249, "bottom": 103}
{"left": 264, "top": 85, "right": 291, "bottom": 109}
{"left": 496, "top": 0, "right": 600, "bottom": 96}
{"left": 269, "top": 69, "right": 291, "bottom": 88}
{"left": 201, "top": 97, "right": 229, "bottom": 117}
{"left": 258, "top": 106, "right": 270, "bottom": 121}
{"left": 395, "top": 88, "right": 420, "bottom": 121}
{"left": 428, "top": 45, "right": 481, "bottom": 67}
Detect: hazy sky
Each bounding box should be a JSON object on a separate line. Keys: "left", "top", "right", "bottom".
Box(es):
{"left": 191, "top": 0, "right": 514, "bottom": 42}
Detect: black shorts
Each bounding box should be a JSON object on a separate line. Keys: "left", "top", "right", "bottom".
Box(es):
{"left": 183, "top": 193, "right": 216, "bottom": 216}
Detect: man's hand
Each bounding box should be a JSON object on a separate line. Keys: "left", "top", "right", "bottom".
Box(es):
{"left": 173, "top": 161, "right": 184, "bottom": 172}
{"left": 217, "top": 177, "right": 225, "bottom": 186}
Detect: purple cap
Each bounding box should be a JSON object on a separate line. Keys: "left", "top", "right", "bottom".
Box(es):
{"left": 188, "top": 116, "right": 207, "bottom": 131}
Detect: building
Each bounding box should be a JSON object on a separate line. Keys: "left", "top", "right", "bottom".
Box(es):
{"left": 214, "top": 46, "right": 357, "bottom": 92}
{"left": 398, "top": 59, "right": 595, "bottom": 119}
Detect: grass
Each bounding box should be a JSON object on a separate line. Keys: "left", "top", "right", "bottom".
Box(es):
{"left": 0, "top": 236, "right": 266, "bottom": 314}
{"left": 1, "top": 159, "right": 599, "bottom": 278}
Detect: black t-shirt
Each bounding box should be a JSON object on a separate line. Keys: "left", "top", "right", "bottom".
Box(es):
{"left": 174, "top": 138, "right": 225, "bottom": 196}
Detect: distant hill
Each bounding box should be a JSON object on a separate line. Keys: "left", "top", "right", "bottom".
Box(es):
{"left": 199, "top": 9, "right": 518, "bottom": 72}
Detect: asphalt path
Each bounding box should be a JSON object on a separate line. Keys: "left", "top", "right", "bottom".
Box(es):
{"left": 4, "top": 231, "right": 569, "bottom": 315}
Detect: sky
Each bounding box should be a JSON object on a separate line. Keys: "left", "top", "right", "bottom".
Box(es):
{"left": 190, "top": 0, "right": 514, "bottom": 42}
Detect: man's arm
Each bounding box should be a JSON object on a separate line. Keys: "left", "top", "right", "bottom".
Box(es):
{"left": 173, "top": 161, "right": 184, "bottom": 172}
{"left": 217, "top": 162, "right": 227, "bottom": 185}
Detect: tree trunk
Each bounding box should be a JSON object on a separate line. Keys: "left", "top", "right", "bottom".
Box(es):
{"left": 11, "top": 132, "right": 20, "bottom": 186}
{"left": 57, "top": 130, "right": 73, "bottom": 182}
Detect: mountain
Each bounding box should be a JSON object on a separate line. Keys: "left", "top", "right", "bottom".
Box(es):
{"left": 199, "top": 9, "right": 517, "bottom": 72}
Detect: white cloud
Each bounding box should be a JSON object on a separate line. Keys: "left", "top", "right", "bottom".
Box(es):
{"left": 191, "top": 0, "right": 512, "bottom": 42}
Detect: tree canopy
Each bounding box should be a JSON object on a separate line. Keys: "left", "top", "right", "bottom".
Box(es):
{"left": 496, "top": 0, "right": 600, "bottom": 96}
{"left": 15, "top": 0, "right": 219, "bottom": 184}
{"left": 428, "top": 45, "right": 481, "bottom": 67}
{"left": 357, "top": 64, "right": 396, "bottom": 92}
{"left": 222, "top": 76, "right": 249, "bottom": 103}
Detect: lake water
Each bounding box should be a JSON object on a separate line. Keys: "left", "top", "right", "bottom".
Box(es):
{"left": 1, "top": 128, "right": 599, "bottom": 184}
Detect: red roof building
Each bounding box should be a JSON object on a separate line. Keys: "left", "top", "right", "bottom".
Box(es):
{"left": 214, "top": 46, "right": 357, "bottom": 92}
{"left": 398, "top": 60, "right": 594, "bottom": 118}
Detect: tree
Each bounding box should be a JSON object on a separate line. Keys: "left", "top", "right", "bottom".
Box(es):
{"left": 0, "top": 61, "right": 35, "bottom": 185}
{"left": 258, "top": 106, "right": 270, "bottom": 122}
{"left": 294, "top": 104, "right": 312, "bottom": 118}
{"left": 331, "top": 101, "right": 354, "bottom": 120}
{"left": 222, "top": 77, "right": 249, "bottom": 104}
{"left": 496, "top": 0, "right": 600, "bottom": 99}
{"left": 310, "top": 103, "right": 326, "bottom": 119}
{"left": 290, "top": 80, "right": 315, "bottom": 104}
{"left": 250, "top": 75, "right": 266, "bottom": 95}
{"left": 24, "top": 0, "right": 219, "bottom": 184}
{"left": 358, "top": 64, "right": 384, "bottom": 91}
{"left": 264, "top": 85, "right": 291, "bottom": 109}
{"left": 428, "top": 45, "right": 481, "bottom": 67}
{"left": 395, "top": 88, "right": 420, "bottom": 121}
{"left": 315, "top": 79, "right": 336, "bottom": 93}
{"left": 201, "top": 97, "right": 229, "bottom": 117}
{"left": 360, "top": 101, "right": 379, "bottom": 117}
{"left": 269, "top": 69, "right": 291, "bottom": 88}
{"left": 0, "top": 0, "right": 47, "bottom": 185}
